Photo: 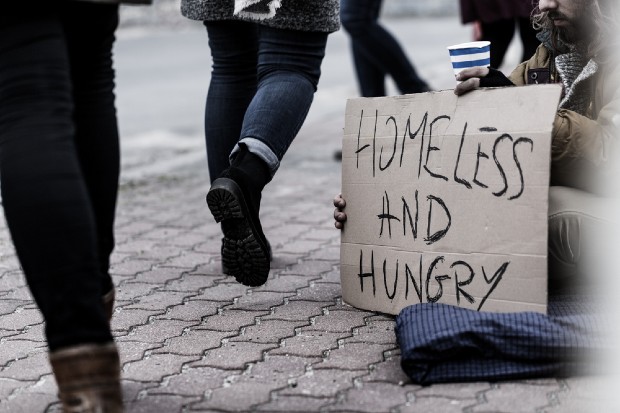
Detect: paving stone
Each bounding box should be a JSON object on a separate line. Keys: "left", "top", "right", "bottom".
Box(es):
{"left": 542, "top": 377, "right": 615, "bottom": 413}
{"left": 414, "top": 382, "right": 492, "bottom": 399}
{"left": 110, "top": 259, "right": 155, "bottom": 276}
{"left": 255, "top": 395, "right": 334, "bottom": 412}
{"left": 6, "top": 321, "right": 45, "bottom": 342}
{"left": 0, "top": 307, "right": 43, "bottom": 331}
{"left": 198, "top": 309, "right": 269, "bottom": 332}
{"left": 291, "top": 282, "right": 341, "bottom": 303}
{"left": 166, "top": 231, "right": 211, "bottom": 248}
{"left": 307, "top": 245, "right": 341, "bottom": 261}
{"left": 114, "top": 220, "right": 157, "bottom": 237}
{"left": 0, "top": 391, "right": 58, "bottom": 413}
{"left": 230, "top": 319, "right": 306, "bottom": 344}
{"left": 0, "top": 286, "right": 32, "bottom": 301}
{"left": 279, "top": 369, "right": 361, "bottom": 398}
{"left": 0, "top": 339, "right": 47, "bottom": 367}
{"left": 302, "top": 228, "right": 339, "bottom": 242}
{"left": 399, "top": 396, "right": 478, "bottom": 413}
{"left": 123, "top": 353, "right": 200, "bottom": 382}
{"left": 269, "top": 253, "right": 302, "bottom": 270}
{"left": 254, "top": 275, "right": 314, "bottom": 293}
{"left": 122, "top": 290, "right": 189, "bottom": 311}
{"left": 161, "top": 251, "right": 211, "bottom": 269}
{"left": 192, "top": 382, "right": 276, "bottom": 412}
{"left": 139, "top": 227, "right": 187, "bottom": 242}
{"left": 165, "top": 274, "right": 224, "bottom": 292}
{"left": 114, "top": 239, "right": 160, "bottom": 254}
{"left": 126, "top": 394, "right": 200, "bottom": 413}
{"left": 276, "top": 240, "right": 321, "bottom": 255}
{"left": 0, "top": 351, "right": 49, "bottom": 381}
{"left": 148, "top": 367, "right": 240, "bottom": 396}
{"left": 0, "top": 273, "right": 26, "bottom": 294}
{"left": 189, "top": 282, "right": 250, "bottom": 302}
{"left": 200, "top": 267, "right": 232, "bottom": 282}
{"left": 228, "top": 291, "right": 291, "bottom": 311}
{"left": 322, "top": 381, "right": 410, "bottom": 413}
{"left": 125, "top": 266, "right": 187, "bottom": 285}
{"left": 118, "top": 319, "right": 194, "bottom": 344}
{"left": 270, "top": 330, "right": 343, "bottom": 358}
{"left": 111, "top": 309, "right": 156, "bottom": 332}
{"left": 114, "top": 282, "right": 159, "bottom": 301}
{"left": 239, "top": 355, "right": 310, "bottom": 386}
{"left": 346, "top": 319, "right": 396, "bottom": 345}
{"left": 193, "top": 240, "right": 223, "bottom": 256}
{"left": 151, "top": 329, "right": 231, "bottom": 356}
{"left": 157, "top": 300, "right": 220, "bottom": 322}
{"left": 471, "top": 382, "right": 562, "bottom": 413}
{"left": 0, "top": 377, "right": 24, "bottom": 400}
{"left": 316, "top": 267, "right": 341, "bottom": 284}
{"left": 189, "top": 341, "right": 278, "bottom": 370}
{"left": 305, "top": 310, "right": 368, "bottom": 333}
{"left": 262, "top": 300, "right": 327, "bottom": 322}
{"left": 281, "top": 260, "right": 335, "bottom": 276}
{"left": 364, "top": 357, "right": 412, "bottom": 384}
{"left": 316, "top": 342, "right": 394, "bottom": 370}
{"left": 131, "top": 244, "right": 185, "bottom": 261}
{"left": 117, "top": 341, "right": 162, "bottom": 364}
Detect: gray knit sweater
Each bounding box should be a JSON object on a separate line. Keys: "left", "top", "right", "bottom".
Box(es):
{"left": 181, "top": 0, "right": 340, "bottom": 33}
{"left": 76, "top": 0, "right": 152, "bottom": 4}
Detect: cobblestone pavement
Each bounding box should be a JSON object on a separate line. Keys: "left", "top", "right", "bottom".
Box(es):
{"left": 0, "top": 112, "right": 607, "bottom": 412}
{"left": 0, "top": 14, "right": 611, "bottom": 413}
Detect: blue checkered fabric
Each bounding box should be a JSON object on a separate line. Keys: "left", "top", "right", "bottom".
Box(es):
{"left": 395, "top": 296, "right": 609, "bottom": 385}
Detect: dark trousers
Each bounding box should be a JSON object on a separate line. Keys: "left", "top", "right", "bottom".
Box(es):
{"left": 481, "top": 17, "right": 540, "bottom": 69}
{"left": 340, "top": 0, "right": 428, "bottom": 97}
{"left": 204, "top": 20, "right": 328, "bottom": 181}
{"left": 0, "top": 2, "right": 119, "bottom": 350}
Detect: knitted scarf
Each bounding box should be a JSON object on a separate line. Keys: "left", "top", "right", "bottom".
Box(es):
{"left": 234, "top": 0, "right": 282, "bottom": 20}
{"left": 538, "top": 30, "right": 598, "bottom": 116}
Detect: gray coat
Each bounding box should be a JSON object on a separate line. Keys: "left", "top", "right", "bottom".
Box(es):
{"left": 76, "top": 0, "right": 152, "bottom": 4}
{"left": 181, "top": 0, "right": 340, "bottom": 33}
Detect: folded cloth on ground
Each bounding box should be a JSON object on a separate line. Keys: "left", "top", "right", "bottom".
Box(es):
{"left": 395, "top": 295, "right": 610, "bottom": 385}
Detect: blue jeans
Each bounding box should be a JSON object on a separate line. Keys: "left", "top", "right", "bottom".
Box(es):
{"left": 204, "top": 21, "right": 328, "bottom": 181}
{"left": 341, "top": 0, "right": 428, "bottom": 97}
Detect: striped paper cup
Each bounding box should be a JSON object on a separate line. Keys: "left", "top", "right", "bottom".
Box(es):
{"left": 447, "top": 41, "right": 491, "bottom": 76}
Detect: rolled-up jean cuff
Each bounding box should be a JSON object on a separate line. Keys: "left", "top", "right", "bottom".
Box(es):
{"left": 230, "top": 137, "right": 280, "bottom": 177}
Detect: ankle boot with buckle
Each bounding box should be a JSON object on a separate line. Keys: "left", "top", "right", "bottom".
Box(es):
{"left": 50, "top": 342, "right": 123, "bottom": 413}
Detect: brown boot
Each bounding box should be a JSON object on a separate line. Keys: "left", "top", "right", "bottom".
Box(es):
{"left": 50, "top": 343, "right": 124, "bottom": 413}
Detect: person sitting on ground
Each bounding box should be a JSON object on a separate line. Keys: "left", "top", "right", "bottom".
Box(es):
{"left": 335, "top": 0, "right": 620, "bottom": 283}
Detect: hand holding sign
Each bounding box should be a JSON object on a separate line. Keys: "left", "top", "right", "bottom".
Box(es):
{"left": 339, "top": 86, "right": 562, "bottom": 315}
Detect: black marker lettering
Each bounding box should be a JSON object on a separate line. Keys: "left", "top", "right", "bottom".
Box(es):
{"left": 473, "top": 142, "right": 489, "bottom": 189}
{"left": 492, "top": 134, "right": 513, "bottom": 197}
{"left": 425, "top": 195, "right": 452, "bottom": 245}
{"left": 377, "top": 191, "right": 400, "bottom": 238}
{"left": 379, "top": 116, "right": 398, "bottom": 171}
{"left": 477, "top": 262, "right": 510, "bottom": 311}
{"left": 509, "top": 137, "right": 534, "bottom": 200}
{"left": 426, "top": 256, "right": 450, "bottom": 303}
{"left": 451, "top": 261, "right": 475, "bottom": 305}
{"left": 424, "top": 115, "right": 450, "bottom": 182}
{"left": 454, "top": 122, "right": 472, "bottom": 189}
{"left": 383, "top": 259, "right": 398, "bottom": 300}
{"left": 358, "top": 249, "right": 377, "bottom": 296}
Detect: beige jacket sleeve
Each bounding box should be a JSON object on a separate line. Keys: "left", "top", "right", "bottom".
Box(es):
{"left": 510, "top": 46, "right": 620, "bottom": 193}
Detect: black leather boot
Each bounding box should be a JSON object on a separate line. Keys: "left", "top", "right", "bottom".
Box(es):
{"left": 207, "top": 146, "right": 272, "bottom": 286}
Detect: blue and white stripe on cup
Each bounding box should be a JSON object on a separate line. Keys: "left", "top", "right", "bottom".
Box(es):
{"left": 447, "top": 41, "right": 491, "bottom": 76}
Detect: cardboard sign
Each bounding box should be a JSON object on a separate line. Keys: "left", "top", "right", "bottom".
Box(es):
{"left": 340, "top": 85, "right": 562, "bottom": 315}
